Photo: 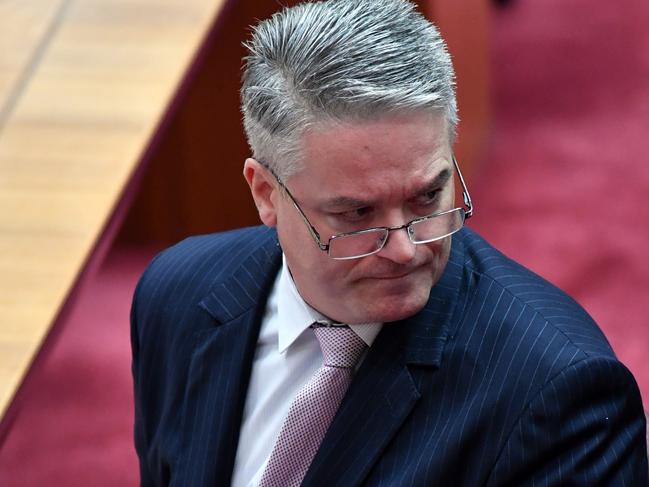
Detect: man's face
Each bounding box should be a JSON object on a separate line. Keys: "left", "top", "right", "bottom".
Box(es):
{"left": 247, "top": 112, "right": 455, "bottom": 324}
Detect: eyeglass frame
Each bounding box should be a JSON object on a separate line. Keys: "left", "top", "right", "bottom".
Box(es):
{"left": 262, "top": 155, "right": 474, "bottom": 260}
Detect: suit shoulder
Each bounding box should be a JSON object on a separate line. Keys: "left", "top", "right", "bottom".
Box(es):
{"left": 457, "top": 228, "right": 614, "bottom": 360}
{"left": 154, "top": 225, "right": 276, "bottom": 268}
{"left": 132, "top": 226, "right": 277, "bottom": 319}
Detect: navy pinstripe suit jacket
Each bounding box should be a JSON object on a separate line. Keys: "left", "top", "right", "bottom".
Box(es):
{"left": 131, "top": 226, "right": 648, "bottom": 486}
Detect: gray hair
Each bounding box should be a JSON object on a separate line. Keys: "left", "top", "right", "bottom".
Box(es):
{"left": 241, "top": 0, "right": 457, "bottom": 179}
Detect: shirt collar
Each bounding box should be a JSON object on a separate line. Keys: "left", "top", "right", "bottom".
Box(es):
{"left": 276, "top": 255, "right": 382, "bottom": 353}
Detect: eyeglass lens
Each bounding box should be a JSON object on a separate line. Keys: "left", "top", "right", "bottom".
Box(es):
{"left": 409, "top": 208, "right": 465, "bottom": 243}
{"left": 328, "top": 208, "right": 466, "bottom": 259}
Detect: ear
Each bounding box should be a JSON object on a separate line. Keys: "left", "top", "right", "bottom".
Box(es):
{"left": 243, "top": 158, "right": 278, "bottom": 227}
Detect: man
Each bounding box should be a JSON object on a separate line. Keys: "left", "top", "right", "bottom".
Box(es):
{"left": 131, "top": 0, "right": 648, "bottom": 485}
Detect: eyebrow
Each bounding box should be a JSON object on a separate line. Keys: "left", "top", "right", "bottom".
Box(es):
{"left": 413, "top": 168, "right": 452, "bottom": 197}
{"left": 322, "top": 167, "right": 453, "bottom": 210}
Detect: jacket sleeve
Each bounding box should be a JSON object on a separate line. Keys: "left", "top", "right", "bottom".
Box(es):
{"left": 131, "top": 254, "right": 167, "bottom": 487}
{"left": 487, "top": 356, "right": 648, "bottom": 486}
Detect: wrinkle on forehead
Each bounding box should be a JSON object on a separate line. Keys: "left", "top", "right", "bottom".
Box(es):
{"left": 285, "top": 112, "right": 453, "bottom": 208}
{"left": 320, "top": 164, "right": 453, "bottom": 211}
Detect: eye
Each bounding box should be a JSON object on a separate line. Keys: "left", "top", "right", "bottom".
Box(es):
{"left": 335, "top": 206, "right": 373, "bottom": 222}
{"left": 414, "top": 188, "right": 441, "bottom": 207}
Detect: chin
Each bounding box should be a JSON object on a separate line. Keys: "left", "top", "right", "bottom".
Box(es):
{"left": 321, "top": 259, "right": 445, "bottom": 324}
{"left": 363, "top": 272, "right": 434, "bottom": 321}
{"left": 324, "top": 288, "right": 430, "bottom": 324}
{"left": 347, "top": 284, "right": 431, "bottom": 323}
{"left": 370, "top": 296, "right": 429, "bottom": 323}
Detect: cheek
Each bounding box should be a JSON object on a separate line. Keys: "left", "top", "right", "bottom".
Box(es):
{"left": 276, "top": 211, "right": 316, "bottom": 258}
{"left": 318, "top": 259, "right": 358, "bottom": 285}
{"left": 305, "top": 260, "right": 362, "bottom": 308}
{"left": 424, "top": 239, "right": 447, "bottom": 257}
{"left": 279, "top": 223, "right": 351, "bottom": 282}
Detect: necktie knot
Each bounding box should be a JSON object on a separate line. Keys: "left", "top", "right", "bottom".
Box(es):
{"left": 312, "top": 324, "right": 366, "bottom": 368}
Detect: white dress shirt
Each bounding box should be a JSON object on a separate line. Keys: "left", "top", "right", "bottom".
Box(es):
{"left": 231, "top": 255, "right": 383, "bottom": 487}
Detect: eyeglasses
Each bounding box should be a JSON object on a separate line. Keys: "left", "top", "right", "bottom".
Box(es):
{"left": 266, "top": 155, "right": 474, "bottom": 260}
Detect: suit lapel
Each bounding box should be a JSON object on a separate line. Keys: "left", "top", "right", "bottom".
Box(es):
{"left": 302, "top": 322, "right": 420, "bottom": 486}
{"left": 175, "top": 231, "right": 281, "bottom": 487}
{"left": 303, "top": 234, "right": 467, "bottom": 486}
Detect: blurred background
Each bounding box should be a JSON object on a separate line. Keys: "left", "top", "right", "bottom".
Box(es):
{"left": 0, "top": 0, "right": 647, "bottom": 484}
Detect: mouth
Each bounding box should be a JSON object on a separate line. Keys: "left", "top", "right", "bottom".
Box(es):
{"left": 367, "top": 266, "right": 424, "bottom": 280}
{"left": 372, "top": 272, "right": 412, "bottom": 280}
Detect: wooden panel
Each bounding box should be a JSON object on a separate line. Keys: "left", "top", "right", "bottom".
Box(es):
{"left": 0, "top": 0, "right": 65, "bottom": 121}
{"left": 425, "top": 0, "right": 492, "bottom": 174}
{"left": 0, "top": 0, "right": 226, "bottom": 421}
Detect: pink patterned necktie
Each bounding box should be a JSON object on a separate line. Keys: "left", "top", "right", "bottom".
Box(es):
{"left": 258, "top": 324, "right": 367, "bottom": 487}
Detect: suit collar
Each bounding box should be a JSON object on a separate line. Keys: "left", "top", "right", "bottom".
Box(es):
{"left": 198, "top": 227, "right": 281, "bottom": 324}
{"left": 401, "top": 231, "right": 467, "bottom": 367}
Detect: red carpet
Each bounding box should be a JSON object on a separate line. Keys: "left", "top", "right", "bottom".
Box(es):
{"left": 1, "top": 0, "right": 647, "bottom": 484}
{"left": 0, "top": 247, "right": 156, "bottom": 486}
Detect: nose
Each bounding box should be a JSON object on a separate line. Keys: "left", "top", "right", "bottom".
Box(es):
{"left": 377, "top": 226, "right": 416, "bottom": 264}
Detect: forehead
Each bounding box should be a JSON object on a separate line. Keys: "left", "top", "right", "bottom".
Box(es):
{"left": 291, "top": 112, "right": 452, "bottom": 198}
